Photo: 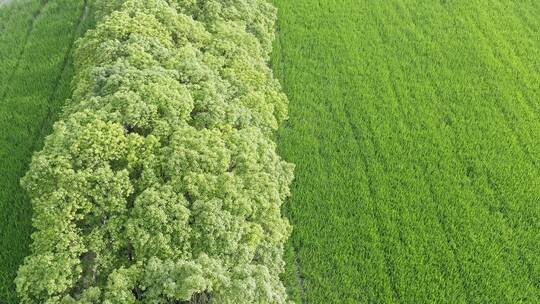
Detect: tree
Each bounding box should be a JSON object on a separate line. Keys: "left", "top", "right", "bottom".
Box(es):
{"left": 16, "top": 0, "right": 293, "bottom": 303}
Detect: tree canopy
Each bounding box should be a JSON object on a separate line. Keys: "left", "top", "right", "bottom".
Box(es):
{"left": 16, "top": 1, "right": 293, "bottom": 303}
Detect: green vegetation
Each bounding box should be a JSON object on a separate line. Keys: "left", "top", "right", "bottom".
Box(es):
{"left": 273, "top": 0, "right": 540, "bottom": 303}
{"left": 6, "top": 0, "right": 540, "bottom": 303}
{"left": 0, "top": 0, "right": 92, "bottom": 302}
{"left": 15, "top": 0, "right": 293, "bottom": 303}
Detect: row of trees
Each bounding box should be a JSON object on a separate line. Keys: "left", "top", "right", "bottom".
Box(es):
{"left": 16, "top": 0, "right": 293, "bottom": 303}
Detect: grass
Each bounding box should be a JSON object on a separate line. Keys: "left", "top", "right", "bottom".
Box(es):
{"left": 272, "top": 0, "right": 540, "bottom": 303}
{"left": 0, "top": 0, "right": 41, "bottom": 95}
{"left": 0, "top": 0, "right": 93, "bottom": 302}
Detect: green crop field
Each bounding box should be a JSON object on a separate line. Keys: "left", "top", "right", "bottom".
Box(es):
{"left": 273, "top": 0, "right": 540, "bottom": 303}
{"left": 0, "top": 0, "right": 92, "bottom": 302}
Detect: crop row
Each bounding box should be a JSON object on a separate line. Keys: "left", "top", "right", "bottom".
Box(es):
{"left": 0, "top": 1, "right": 91, "bottom": 302}
{"left": 272, "top": 0, "right": 540, "bottom": 302}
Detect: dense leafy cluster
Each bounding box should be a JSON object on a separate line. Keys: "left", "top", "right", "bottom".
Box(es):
{"left": 15, "top": 0, "right": 293, "bottom": 303}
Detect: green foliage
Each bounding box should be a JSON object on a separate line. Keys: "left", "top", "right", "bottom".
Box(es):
{"left": 15, "top": 0, "right": 293, "bottom": 303}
